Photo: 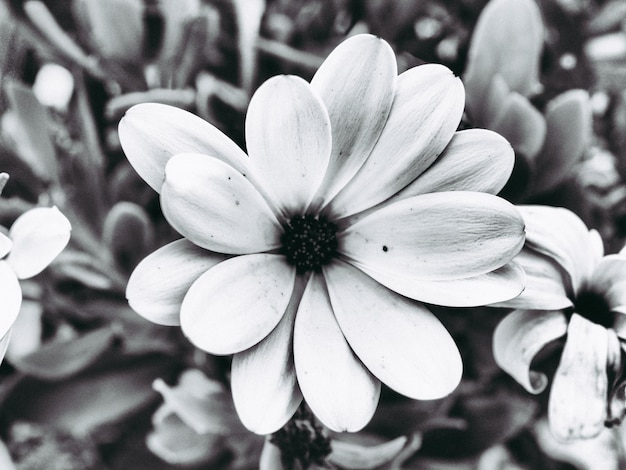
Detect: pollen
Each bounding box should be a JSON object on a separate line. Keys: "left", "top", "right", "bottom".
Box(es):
{"left": 281, "top": 214, "right": 338, "bottom": 274}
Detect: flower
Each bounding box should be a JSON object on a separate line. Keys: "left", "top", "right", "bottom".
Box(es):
{"left": 492, "top": 205, "right": 626, "bottom": 440}
{"left": 120, "top": 34, "right": 526, "bottom": 434}
{"left": 0, "top": 206, "right": 71, "bottom": 361}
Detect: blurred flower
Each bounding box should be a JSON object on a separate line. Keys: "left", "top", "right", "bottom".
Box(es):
{"left": 120, "top": 34, "right": 525, "bottom": 434}
{"left": 493, "top": 206, "right": 626, "bottom": 440}
{"left": 0, "top": 205, "right": 71, "bottom": 362}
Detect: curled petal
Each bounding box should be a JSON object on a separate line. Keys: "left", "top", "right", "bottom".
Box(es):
{"left": 118, "top": 103, "right": 249, "bottom": 192}
{"left": 180, "top": 254, "right": 296, "bottom": 355}
{"left": 126, "top": 239, "right": 227, "bottom": 326}
{"left": 246, "top": 76, "right": 331, "bottom": 216}
{"left": 493, "top": 309, "right": 568, "bottom": 393}
{"left": 231, "top": 278, "right": 305, "bottom": 434}
{"left": 340, "top": 191, "right": 524, "bottom": 281}
{"left": 324, "top": 261, "right": 462, "bottom": 400}
{"left": 0, "top": 261, "right": 21, "bottom": 339}
{"left": 327, "top": 64, "right": 464, "bottom": 218}
{"left": 393, "top": 129, "right": 515, "bottom": 199}
{"left": 310, "top": 34, "right": 396, "bottom": 206}
{"left": 549, "top": 314, "right": 609, "bottom": 440}
{"left": 294, "top": 274, "right": 380, "bottom": 432}
{"left": 161, "top": 154, "right": 282, "bottom": 254}
{"left": 8, "top": 206, "right": 71, "bottom": 279}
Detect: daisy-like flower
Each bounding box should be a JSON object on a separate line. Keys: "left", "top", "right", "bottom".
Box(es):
{"left": 0, "top": 205, "right": 71, "bottom": 361}
{"left": 493, "top": 206, "right": 626, "bottom": 440}
{"left": 120, "top": 34, "right": 526, "bottom": 434}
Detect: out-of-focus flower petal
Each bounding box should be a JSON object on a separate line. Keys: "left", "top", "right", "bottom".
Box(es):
{"left": 126, "top": 239, "right": 227, "bottom": 326}
{"left": 549, "top": 314, "right": 609, "bottom": 440}
{"left": 294, "top": 274, "right": 380, "bottom": 432}
{"left": 392, "top": 129, "right": 514, "bottom": 198}
{"left": 310, "top": 34, "right": 396, "bottom": 207}
{"left": 493, "top": 309, "right": 568, "bottom": 393}
{"left": 324, "top": 261, "right": 462, "bottom": 400}
{"left": 327, "top": 64, "right": 464, "bottom": 218}
{"left": 588, "top": 255, "right": 626, "bottom": 311}
{"left": 180, "top": 254, "right": 295, "bottom": 355}
{"left": 0, "top": 262, "right": 20, "bottom": 340}
{"left": 8, "top": 206, "right": 71, "bottom": 279}
{"left": 246, "top": 76, "right": 331, "bottom": 216}
{"left": 161, "top": 154, "right": 282, "bottom": 254}
{"left": 118, "top": 103, "right": 249, "bottom": 192}
{"left": 0, "top": 232, "right": 12, "bottom": 258}
{"left": 492, "top": 249, "right": 573, "bottom": 310}
{"left": 231, "top": 279, "right": 304, "bottom": 434}
{"left": 340, "top": 191, "right": 524, "bottom": 281}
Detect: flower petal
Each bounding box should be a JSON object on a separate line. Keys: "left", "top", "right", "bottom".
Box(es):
{"left": 246, "top": 75, "right": 331, "bottom": 216}
{"left": 8, "top": 206, "right": 71, "bottom": 279}
{"left": 324, "top": 261, "right": 462, "bottom": 400}
{"left": 339, "top": 191, "right": 524, "bottom": 281}
{"left": 493, "top": 309, "right": 568, "bottom": 393}
{"left": 0, "top": 329, "right": 11, "bottom": 364}
{"left": 126, "top": 239, "right": 227, "bottom": 326}
{"left": 492, "top": 248, "right": 573, "bottom": 310}
{"left": 548, "top": 314, "right": 609, "bottom": 440}
{"left": 0, "top": 261, "right": 21, "bottom": 338}
{"left": 327, "top": 64, "right": 464, "bottom": 218}
{"left": 0, "top": 232, "right": 12, "bottom": 258}
{"left": 294, "top": 274, "right": 380, "bottom": 432}
{"left": 160, "top": 154, "right": 282, "bottom": 254}
{"left": 310, "top": 34, "right": 396, "bottom": 207}
{"left": 586, "top": 255, "right": 626, "bottom": 311}
{"left": 519, "top": 206, "right": 595, "bottom": 295}
{"left": 360, "top": 261, "right": 525, "bottom": 307}
{"left": 392, "top": 129, "right": 515, "bottom": 199}
{"left": 180, "top": 254, "right": 296, "bottom": 355}
{"left": 231, "top": 278, "right": 304, "bottom": 434}
{"left": 118, "top": 103, "right": 249, "bottom": 192}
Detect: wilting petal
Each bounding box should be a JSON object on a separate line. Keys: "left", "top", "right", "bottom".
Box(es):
{"left": 0, "top": 261, "right": 21, "bottom": 338}
{"left": 340, "top": 191, "right": 524, "bottom": 281}
{"left": 294, "top": 274, "right": 380, "bottom": 432}
{"left": 180, "top": 254, "right": 296, "bottom": 355}
{"left": 126, "top": 239, "right": 227, "bottom": 326}
{"left": 393, "top": 129, "right": 515, "bottom": 199}
{"left": 519, "top": 206, "right": 595, "bottom": 295}
{"left": 360, "top": 261, "right": 525, "bottom": 307}
{"left": 324, "top": 261, "right": 462, "bottom": 400}
{"left": 493, "top": 309, "right": 568, "bottom": 393}
{"left": 8, "top": 206, "right": 71, "bottom": 279}
{"left": 493, "top": 248, "right": 573, "bottom": 310}
{"left": 231, "top": 278, "right": 305, "bottom": 434}
{"left": 327, "top": 64, "right": 464, "bottom": 218}
{"left": 549, "top": 314, "right": 609, "bottom": 440}
{"left": 310, "top": 34, "right": 396, "bottom": 206}
{"left": 118, "top": 103, "right": 249, "bottom": 192}
{"left": 161, "top": 154, "right": 282, "bottom": 254}
{"left": 532, "top": 90, "right": 592, "bottom": 195}
{"left": 246, "top": 75, "right": 331, "bottom": 216}
{"left": 588, "top": 255, "right": 626, "bottom": 310}
{"left": 0, "top": 232, "right": 12, "bottom": 258}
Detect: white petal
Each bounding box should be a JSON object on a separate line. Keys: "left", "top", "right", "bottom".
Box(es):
{"left": 0, "top": 261, "right": 21, "bottom": 338}
{"left": 493, "top": 309, "right": 568, "bottom": 393}
{"left": 310, "top": 34, "right": 396, "bottom": 207}
{"left": 231, "top": 278, "right": 304, "bottom": 434}
{"left": 587, "top": 255, "right": 626, "bottom": 311}
{"left": 392, "top": 129, "right": 515, "bottom": 198}
{"left": 118, "top": 103, "right": 249, "bottom": 192}
{"left": 294, "top": 274, "right": 380, "bottom": 432}
{"left": 0, "top": 232, "right": 12, "bottom": 258}
{"left": 180, "top": 254, "right": 296, "bottom": 355}
{"left": 126, "top": 239, "right": 227, "bottom": 326}
{"left": 324, "top": 261, "right": 462, "bottom": 400}
{"left": 8, "top": 206, "right": 71, "bottom": 279}
{"left": 246, "top": 75, "right": 331, "bottom": 216}
{"left": 548, "top": 314, "right": 609, "bottom": 440}
{"left": 327, "top": 64, "right": 464, "bottom": 218}
{"left": 0, "top": 329, "right": 11, "bottom": 365}
{"left": 340, "top": 191, "right": 524, "bottom": 281}
{"left": 161, "top": 154, "right": 282, "bottom": 254}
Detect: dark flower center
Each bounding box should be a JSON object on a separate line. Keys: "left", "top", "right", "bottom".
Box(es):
{"left": 573, "top": 290, "right": 613, "bottom": 328}
{"left": 281, "top": 214, "right": 338, "bottom": 274}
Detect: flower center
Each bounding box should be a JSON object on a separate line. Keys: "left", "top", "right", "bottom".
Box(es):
{"left": 281, "top": 214, "right": 338, "bottom": 274}
{"left": 574, "top": 290, "right": 613, "bottom": 328}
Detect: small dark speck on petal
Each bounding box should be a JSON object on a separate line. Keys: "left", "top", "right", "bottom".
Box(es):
{"left": 382, "top": 245, "right": 388, "bottom": 252}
